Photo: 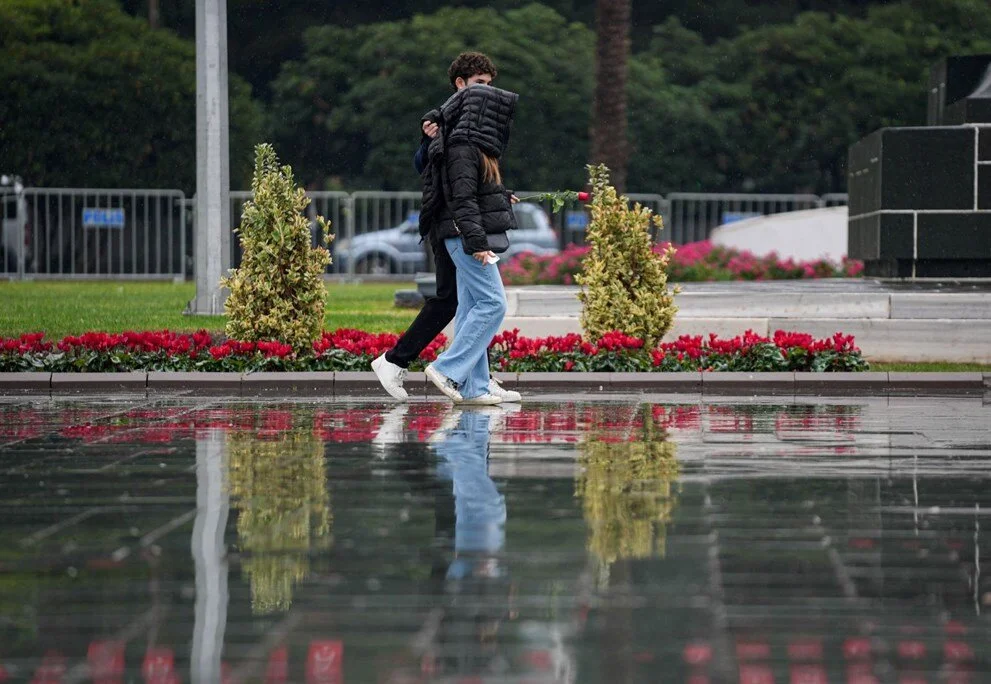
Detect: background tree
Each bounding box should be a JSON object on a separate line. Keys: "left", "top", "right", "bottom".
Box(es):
{"left": 270, "top": 5, "right": 594, "bottom": 191}
{"left": 0, "top": 0, "right": 262, "bottom": 192}
{"left": 590, "top": 0, "right": 631, "bottom": 191}
{"left": 5, "top": 0, "right": 986, "bottom": 194}
{"left": 116, "top": 0, "right": 898, "bottom": 99}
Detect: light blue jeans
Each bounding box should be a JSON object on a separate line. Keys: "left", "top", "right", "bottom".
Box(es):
{"left": 433, "top": 411, "right": 506, "bottom": 579}
{"left": 430, "top": 237, "right": 507, "bottom": 399}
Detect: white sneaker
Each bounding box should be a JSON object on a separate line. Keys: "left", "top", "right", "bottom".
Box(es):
{"left": 372, "top": 354, "right": 408, "bottom": 401}
{"left": 455, "top": 392, "right": 503, "bottom": 406}
{"left": 488, "top": 376, "right": 522, "bottom": 403}
{"left": 425, "top": 364, "right": 463, "bottom": 401}
{"left": 475, "top": 402, "right": 521, "bottom": 434}
{"left": 428, "top": 409, "right": 464, "bottom": 443}
{"left": 372, "top": 405, "right": 410, "bottom": 454}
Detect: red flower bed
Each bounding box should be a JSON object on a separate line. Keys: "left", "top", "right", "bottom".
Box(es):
{"left": 490, "top": 328, "right": 866, "bottom": 372}
{"left": 501, "top": 240, "right": 865, "bottom": 286}
{"left": 0, "top": 327, "right": 868, "bottom": 373}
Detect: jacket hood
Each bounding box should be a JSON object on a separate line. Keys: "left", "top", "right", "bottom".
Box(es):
{"left": 438, "top": 84, "right": 519, "bottom": 159}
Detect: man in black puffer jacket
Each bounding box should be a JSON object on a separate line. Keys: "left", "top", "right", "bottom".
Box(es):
{"left": 373, "top": 53, "right": 520, "bottom": 403}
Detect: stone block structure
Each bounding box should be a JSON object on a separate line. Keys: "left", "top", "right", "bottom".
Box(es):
{"left": 848, "top": 55, "right": 991, "bottom": 278}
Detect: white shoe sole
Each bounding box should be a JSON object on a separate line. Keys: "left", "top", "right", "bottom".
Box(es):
{"left": 425, "top": 365, "right": 463, "bottom": 401}
{"left": 455, "top": 394, "right": 504, "bottom": 406}
{"left": 489, "top": 378, "right": 521, "bottom": 403}
{"left": 371, "top": 355, "right": 408, "bottom": 401}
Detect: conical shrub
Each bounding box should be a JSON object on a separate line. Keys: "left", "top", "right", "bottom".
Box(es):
{"left": 222, "top": 144, "right": 331, "bottom": 350}
{"left": 576, "top": 164, "right": 678, "bottom": 348}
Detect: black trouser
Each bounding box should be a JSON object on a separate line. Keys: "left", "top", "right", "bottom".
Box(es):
{"left": 386, "top": 238, "right": 459, "bottom": 368}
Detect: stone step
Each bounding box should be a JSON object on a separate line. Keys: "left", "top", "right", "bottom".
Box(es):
{"left": 506, "top": 288, "right": 991, "bottom": 319}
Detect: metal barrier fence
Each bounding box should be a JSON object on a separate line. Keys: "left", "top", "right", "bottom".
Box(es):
{"left": 821, "top": 193, "right": 850, "bottom": 208}
{"left": 1, "top": 188, "right": 187, "bottom": 279}
{"left": 665, "top": 193, "right": 822, "bottom": 245}
{"left": 228, "top": 191, "right": 349, "bottom": 273}
{"left": 344, "top": 191, "right": 423, "bottom": 276}
{"left": 512, "top": 191, "right": 669, "bottom": 248}
{"left": 1, "top": 188, "right": 848, "bottom": 279}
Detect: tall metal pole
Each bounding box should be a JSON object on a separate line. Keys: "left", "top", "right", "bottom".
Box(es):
{"left": 186, "top": 0, "right": 231, "bottom": 315}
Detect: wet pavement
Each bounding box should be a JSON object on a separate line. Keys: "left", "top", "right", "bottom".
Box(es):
{"left": 1, "top": 394, "right": 990, "bottom": 683}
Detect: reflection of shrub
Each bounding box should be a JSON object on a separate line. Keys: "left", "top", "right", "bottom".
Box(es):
{"left": 575, "top": 405, "right": 679, "bottom": 568}
{"left": 228, "top": 422, "right": 331, "bottom": 614}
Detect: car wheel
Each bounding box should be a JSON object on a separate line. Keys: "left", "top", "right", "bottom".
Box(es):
{"left": 354, "top": 254, "right": 396, "bottom": 276}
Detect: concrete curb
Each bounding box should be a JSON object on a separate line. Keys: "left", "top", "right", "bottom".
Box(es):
{"left": 50, "top": 372, "right": 147, "bottom": 393}
{"left": 241, "top": 372, "right": 334, "bottom": 395}
{"left": 1, "top": 371, "right": 987, "bottom": 396}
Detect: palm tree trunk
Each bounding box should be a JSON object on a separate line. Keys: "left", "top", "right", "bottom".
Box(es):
{"left": 148, "top": 0, "right": 160, "bottom": 29}
{"left": 590, "top": 0, "right": 631, "bottom": 192}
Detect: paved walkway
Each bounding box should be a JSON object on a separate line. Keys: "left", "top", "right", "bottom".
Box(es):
{"left": 1, "top": 394, "right": 990, "bottom": 681}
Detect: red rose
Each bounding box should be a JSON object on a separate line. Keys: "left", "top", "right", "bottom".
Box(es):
{"left": 577, "top": 192, "right": 590, "bottom": 202}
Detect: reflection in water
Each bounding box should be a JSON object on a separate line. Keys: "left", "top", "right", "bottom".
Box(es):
{"left": 227, "top": 414, "right": 331, "bottom": 614}
{"left": 191, "top": 429, "right": 228, "bottom": 684}
{"left": 428, "top": 409, "right": 514, "bottom": 678}
{"left": 419, "top": 408, "right": 576, "bottom": 683}
{"left": 4, "top": 398, "right": 991, "bottom": 682}
{"left": 576, "top": 404, "right": 679, "bottom": 570}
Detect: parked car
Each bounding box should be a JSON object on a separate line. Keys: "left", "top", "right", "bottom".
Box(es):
{"left": 334, "top": 203, "right": 559, "bottom": 275}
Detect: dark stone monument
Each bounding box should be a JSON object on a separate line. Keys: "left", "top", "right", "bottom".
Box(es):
{"left": 848, "top": 55, "right": 991, "bottom": 278}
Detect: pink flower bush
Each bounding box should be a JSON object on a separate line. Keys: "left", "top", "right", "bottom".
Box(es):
{"left": 502, "top": 240, "right": 865, "bottom": 286}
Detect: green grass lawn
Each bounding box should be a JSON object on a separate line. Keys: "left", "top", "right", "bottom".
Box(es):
{"left": 0, "top": 280, "right": 417, "bottom": 338}
{"left": 869, "top": 362, "right": 991, "bottom": 372}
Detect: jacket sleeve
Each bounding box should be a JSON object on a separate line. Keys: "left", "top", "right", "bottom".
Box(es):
{"left": 446, "top": 145, "right": 488, "bottom": 254}
{"left": 413, "top": 138, "right": 429, "bottom": 175}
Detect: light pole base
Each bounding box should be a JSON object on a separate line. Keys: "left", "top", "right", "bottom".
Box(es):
{"left": 184, "top": 288, "right": 229, "bottom": 316}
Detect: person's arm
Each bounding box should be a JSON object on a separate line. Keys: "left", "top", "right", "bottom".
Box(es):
{"left": 413, "top": 138, "right": 429, "bottom": 175}
{"left": 414, "top": 117, "right": 440, "bottom": 175}
{"left": 446, "top": 145, "right": 488, "bottom": 255}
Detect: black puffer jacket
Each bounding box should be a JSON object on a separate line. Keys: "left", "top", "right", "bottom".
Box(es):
{"left": 418, "top": 84, "right": 519, "bottom": 254}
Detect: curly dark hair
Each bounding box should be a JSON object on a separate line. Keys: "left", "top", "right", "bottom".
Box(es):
{"left": 448, "top": 52, "right": 498, "bottom": 88}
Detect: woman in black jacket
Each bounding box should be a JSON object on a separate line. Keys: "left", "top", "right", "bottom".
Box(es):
{"left": 422, "top": 83, "right": 520, "bottom": 405}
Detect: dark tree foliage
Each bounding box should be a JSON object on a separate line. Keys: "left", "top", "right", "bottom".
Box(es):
{"left": 0, "top": 0, "right": 262, "bottom": 192}
{"left": 5, "top": 0, "right": 988, "bottom": 194}
{"left": 269, "top": 5, "right": 594, "bottom": 191}
{"left": 271, "top": 0, "right": 991, "bottom": 194}
{"left": 117, "top": 0, "right": 901, "bottom": 99}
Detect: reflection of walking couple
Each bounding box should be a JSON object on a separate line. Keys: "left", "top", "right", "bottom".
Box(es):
{"left": 376, "top": 406, "right": 577, "bottom": 682}
{"left": 372, "top": 52, "right": 522, "bottom": 406}
{"left": 430, "top": 409, "right": 516, "bottom": 676}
